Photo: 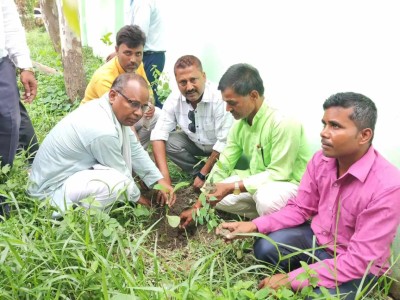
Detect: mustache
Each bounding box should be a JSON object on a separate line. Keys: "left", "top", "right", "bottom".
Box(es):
{"left": 321, "top": 139, "right": 333, "bottom": 147}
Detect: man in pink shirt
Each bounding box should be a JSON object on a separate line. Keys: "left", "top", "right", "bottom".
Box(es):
{"left": 217, "top": 92, "right": 400, "bottom": 298}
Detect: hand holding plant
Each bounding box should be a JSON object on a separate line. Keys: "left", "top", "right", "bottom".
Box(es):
{"left": 179, "top": 207, "right": 195, "bottom": 229}
{"left": 207, "top": 182, "right": 234, "bottom": 206}
{"left": 192, "top": 175, "right": 205, "bottom": 191}
{"left": 155, "top": 179, "right": 176, "bottom": 207}
{"left": 216, "top": 221, "right": 258, "bottom": 242}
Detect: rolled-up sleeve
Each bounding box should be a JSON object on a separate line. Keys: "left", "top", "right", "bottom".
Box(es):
{"left": 150, "top": 94, "right": 177, "bottom": 141}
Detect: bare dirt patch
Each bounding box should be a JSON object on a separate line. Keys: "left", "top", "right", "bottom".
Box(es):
{"left": 142, "top": 186, "right": 215, "bottom": 250}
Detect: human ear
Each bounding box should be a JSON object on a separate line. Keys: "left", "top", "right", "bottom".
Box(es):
{"left": 249, "top": 90, "right": 259, "bottom": 101}
{"left": 109, "top": 89, "right": 117, "bottom": 105}
{"left": 359, "top": 128, "right": 373, "bottom": 145}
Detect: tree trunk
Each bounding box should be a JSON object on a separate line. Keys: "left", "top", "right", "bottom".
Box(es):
{"left": 40, "top": 0, "right": 61, "bottom": 53}
{"left": 56, "top": 0, "right": 86, "bottom": 102}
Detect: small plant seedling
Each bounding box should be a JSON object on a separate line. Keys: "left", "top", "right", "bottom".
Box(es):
{"left": 153, "top": 181, "right": 190, "bottom": 228}
{"left": 192, "top": 192, "right": 220, "bottom": 232}
{"left": 100, "top": 32, "right": 113, "bottom": 46}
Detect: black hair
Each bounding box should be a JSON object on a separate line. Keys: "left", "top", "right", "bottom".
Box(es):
{"left": 218, "top": 63, "right": 264, "bottom": 96}
{"left": 116, "top": 25, "right": 146, "bottom": 48}
{"left": 323, "top": 92, "right": 377, "bottom": 132}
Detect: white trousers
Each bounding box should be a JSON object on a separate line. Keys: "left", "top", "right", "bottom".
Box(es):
{"left": 215, "top": 175, "right": 298, "bottom": 219}
{"left": 51, "top": 164, "right": 140, "bottom": 217}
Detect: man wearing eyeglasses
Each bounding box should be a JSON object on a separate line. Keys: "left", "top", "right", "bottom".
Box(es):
{"left": 28, "top": 74, "right": 174, "bottom": 217}
{"left": 150, "top": 55, "right": 233, "bottom": 190}
{"left": 82, "top": 25, "right": 159, "bottom": 150}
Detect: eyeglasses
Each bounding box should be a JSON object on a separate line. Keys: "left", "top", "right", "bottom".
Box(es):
{"left": 188, "top": 110, "right": 196, "bottom": 133}
{"left": 116, "top": 90, "right": 149, "bottom": 111}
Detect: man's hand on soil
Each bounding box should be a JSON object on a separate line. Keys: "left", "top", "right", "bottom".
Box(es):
{"left": 156, "top": 180, "right": 176, "bottom": 207}
{"left": 179, "top": 207, "right": 195, "bottom": 229}
{"left": 137, "top": 196, "right": 151, "bottom": 207}
{"left": 192, "top": 176, "right": 205, "bottom": 191}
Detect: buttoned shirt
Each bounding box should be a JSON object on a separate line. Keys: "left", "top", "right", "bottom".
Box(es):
{"left": 0, "top": 0, "right": 32, "bottom": 68}
{"left": 150, "top": 81, "right": 233, "bottom": 153}
{"left": 81, "top": 56, "right": 149, "bottom": 103}
{"left": 28, "top": 94, "right": 162, "bottom": 202}
{"left": 252, "top": 147, "right": 400, "bottom": 289}
{"left": 208, "top": 101, "right": 310, "bottom": 194}
{"left": 130, "top": 0, "right": 166, "bottom": 52}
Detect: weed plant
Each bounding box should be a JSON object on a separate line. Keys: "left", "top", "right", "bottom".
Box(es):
{"left": 0, "top": 28, "right": 395, "bottom": 299}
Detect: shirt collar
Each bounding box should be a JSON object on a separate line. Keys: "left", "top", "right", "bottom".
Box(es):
{"left": 322, "top": 145, "right": 376, "bottom": 182}
{"left": 242, "top": 101, "right": 268, "bottom": 126}
{"left": 112, "top": 56, "right": 125, "bottom": 75}
{"left": 347, "top": 146, "right": 376, "bottom": 182}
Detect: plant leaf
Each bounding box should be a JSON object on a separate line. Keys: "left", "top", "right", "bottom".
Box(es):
{"left": 166, "top": 215, "right": 180, "bottom": 228}
{"left": 173, "top": 181, "right": 190, "bottom": 192}
{"left": 153, "top": 183, "right": 169, "bottom": 192}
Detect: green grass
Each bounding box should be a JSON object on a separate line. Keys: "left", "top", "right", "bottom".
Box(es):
{"left": 0, "top": 28, "right": 395, "bottom": 299}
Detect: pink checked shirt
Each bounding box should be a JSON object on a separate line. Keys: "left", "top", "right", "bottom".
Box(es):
{"left": 252, "top": 146, "right": 400, "bottom": 290}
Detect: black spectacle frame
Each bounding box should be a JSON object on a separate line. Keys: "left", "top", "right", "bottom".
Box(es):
{"left": 188, "top": 110, "right": 196, "bottom": 133}
{"left": 116, "top": 90, "right": 149, "bottom": 111}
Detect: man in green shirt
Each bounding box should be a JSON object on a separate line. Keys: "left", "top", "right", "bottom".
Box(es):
{"left": 180, "top": 63, "right": 310, "bottom": 227}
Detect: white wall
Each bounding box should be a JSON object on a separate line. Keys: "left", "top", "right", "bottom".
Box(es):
{"left": 161, "top": 0, "right": 400, "bottom": 166}
{"left": 83, "top": 0, "right": 400, "bottom": 166}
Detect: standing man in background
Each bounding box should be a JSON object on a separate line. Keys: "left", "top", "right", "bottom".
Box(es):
{"left": 0, "top": 0, "right": 38, "bottom": 215}
{"left": 130, "top": 0, "right": 166, "bottom": 108}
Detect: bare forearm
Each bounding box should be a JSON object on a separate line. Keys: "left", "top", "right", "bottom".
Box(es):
{"left": 200, "top": 150, "right": 220, "bottom": 175}
{"left": 152, "top": 140, "right": 171, "bottom": 184}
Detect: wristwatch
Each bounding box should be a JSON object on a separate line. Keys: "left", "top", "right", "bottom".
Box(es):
{"left": 233, "top": 181, "right": 241, "bottom": 195}
{"left": 18, "top": 67, "right": 35, "bottom": 75}
{"left": 196, "top": 172, "right": 206, "bottom": 181}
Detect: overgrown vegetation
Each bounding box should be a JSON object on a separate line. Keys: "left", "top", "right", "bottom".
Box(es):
{"left": 0, "top": 28, "right": 395, "bottom": 299}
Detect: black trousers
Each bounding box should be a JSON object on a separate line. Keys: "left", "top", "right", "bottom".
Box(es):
{"left": 0, "top": 57, "right": 38, "bottom": 215}
{"left": 253, "top": 223, "right": 377, "bottom": 299}
{"left": 0, "top": 56, "right": 38, "bottom": 167}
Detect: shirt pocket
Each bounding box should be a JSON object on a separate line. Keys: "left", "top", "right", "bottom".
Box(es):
{"left": 250, "top": 146, "right": 267, "bottom": 173}
{"left": 336, "top": 202, "right": 357, "bottom": 242}
{"left": 257, "top": 145, "right": 267, "bottom": 168}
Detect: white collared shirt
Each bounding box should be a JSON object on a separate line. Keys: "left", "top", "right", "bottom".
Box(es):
{"left": 150, "top": 81, "right": 234, "bottom": 153}
{"left": 0, "top": 0, "right": 32, "bottom": 68}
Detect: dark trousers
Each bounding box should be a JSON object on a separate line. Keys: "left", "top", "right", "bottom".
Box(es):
{"left": 253, "top": 223, "right": 377, "bottom": 299}
{"left": 143, "top": 51, "right": 165, "bottom": 109}
{"left": 0, "top": 57, "right": 38, "bottom": 215}
{"left": 0, "top": 57, "right": 38, "bottom": 167}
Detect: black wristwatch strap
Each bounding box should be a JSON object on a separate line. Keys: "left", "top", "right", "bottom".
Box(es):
{"left": 196, "top": 172, "right": 206, "bottom": 181}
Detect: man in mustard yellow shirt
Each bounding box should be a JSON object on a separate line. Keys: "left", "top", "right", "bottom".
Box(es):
{"left": 82, "top": 25, "right": 159, "bottom": 149}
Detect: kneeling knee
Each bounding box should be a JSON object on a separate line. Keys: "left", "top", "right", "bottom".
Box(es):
{"left": 253, "top": 237, "right": 279, "bottom": 263}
